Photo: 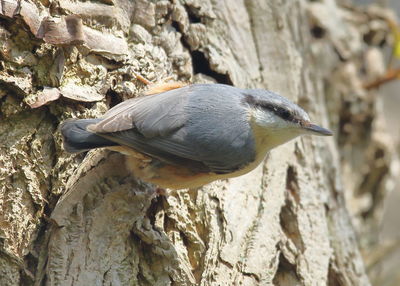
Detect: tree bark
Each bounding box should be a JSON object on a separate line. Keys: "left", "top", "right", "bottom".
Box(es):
{"left": 0, "top": 0, "right": 394, "bottom": 285}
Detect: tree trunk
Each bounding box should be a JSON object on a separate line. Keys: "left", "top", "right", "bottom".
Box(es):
{"left": 0, "top": 0, "right": 394, "bottom": 285}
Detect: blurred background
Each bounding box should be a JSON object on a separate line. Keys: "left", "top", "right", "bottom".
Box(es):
{"left": 352, "top": 0, "right": 400, "bottom": 285}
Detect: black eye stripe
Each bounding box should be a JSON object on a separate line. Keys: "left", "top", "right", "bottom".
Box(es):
{"left": 264, "top": 104, "right": 289, "bottom": 118}
{"left": 244, "top": 94, "right": 299, "bottom": 123}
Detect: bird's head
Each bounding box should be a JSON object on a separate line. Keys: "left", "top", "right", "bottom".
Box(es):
{"left": 244, "top": 89, "right": 332, "bottom": 148}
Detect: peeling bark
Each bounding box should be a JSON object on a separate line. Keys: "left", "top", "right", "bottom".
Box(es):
{"left": 0, "top": 0, "right": 396, "bottom": 285}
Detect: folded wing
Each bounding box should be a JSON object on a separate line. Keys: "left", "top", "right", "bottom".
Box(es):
{"left": 89, "top": 84, "right": 255, "bottom": 173}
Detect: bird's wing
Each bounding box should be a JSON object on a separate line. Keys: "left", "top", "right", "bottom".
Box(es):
{"left": 89, "top": 84, "right": 255, "bottom": 173}
{"left": 88, "top": 86, "right": 188, "bottom": 138}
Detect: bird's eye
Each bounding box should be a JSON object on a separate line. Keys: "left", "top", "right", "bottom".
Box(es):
{"left": 279, "top": 109, "right": 291, "bottom": 120}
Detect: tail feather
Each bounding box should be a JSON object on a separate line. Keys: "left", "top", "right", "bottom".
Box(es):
{"left": 60, "top": 119, "right": 117, "bottom": 153}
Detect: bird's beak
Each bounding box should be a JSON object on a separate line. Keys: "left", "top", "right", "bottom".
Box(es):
{"left": 303, "top": 123, "right": 333, "bottom": 136}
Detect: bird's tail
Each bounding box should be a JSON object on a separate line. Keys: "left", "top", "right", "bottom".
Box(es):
{"left": 60, "top": 119, "right": 117, "bottom": 153}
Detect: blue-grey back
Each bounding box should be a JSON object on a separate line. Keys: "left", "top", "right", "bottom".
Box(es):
{"left": 90, "top": 84, "right": 256, "bottom": 173}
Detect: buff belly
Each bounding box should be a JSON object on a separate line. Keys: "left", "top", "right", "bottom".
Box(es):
{"left": 107, "top": 146, "right": 267, "bottom": 190}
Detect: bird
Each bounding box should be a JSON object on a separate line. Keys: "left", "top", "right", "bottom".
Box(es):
{"left": 60, "top": 83, "right": 332, "bottom": 190}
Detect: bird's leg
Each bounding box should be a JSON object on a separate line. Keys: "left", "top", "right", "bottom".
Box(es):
{"left": 154, "top": 187, "right": 168, "bottom": 197}
{"left": 138, "top": 184, "right": 169, "bottom": 203}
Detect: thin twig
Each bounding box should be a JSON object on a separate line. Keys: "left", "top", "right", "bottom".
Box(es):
{"left": 130, "top": 70, "right": 152, "bottom": 85}
{"left": 363, "top": 68, "right": 400, "bottom": 90}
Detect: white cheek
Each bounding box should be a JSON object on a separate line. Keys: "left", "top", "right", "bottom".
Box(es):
{"left": 250, "top": 108, "right": 301, "bottom": 151}
{"left": 252, "top": 108, "right": 289, "bottom": 130}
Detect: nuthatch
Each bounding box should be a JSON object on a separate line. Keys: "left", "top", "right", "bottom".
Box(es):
{"left": 61, "top": 83, "right": 332, "bottom": 189}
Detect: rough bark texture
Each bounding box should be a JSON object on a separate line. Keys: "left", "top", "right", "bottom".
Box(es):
{"left": 0, "top": 0, "right": 396, "bottom": 285}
